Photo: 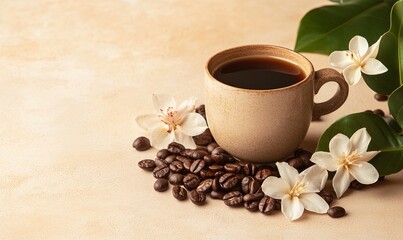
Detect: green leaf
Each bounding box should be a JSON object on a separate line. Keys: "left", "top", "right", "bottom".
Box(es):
{"left": 295, "top": 0, "right": 395, "bottom": 55}
{"left": 388, "top": 85, "right": 403, "bottom": 127}
{"left": 316, "top": 112, "right": 403, "bottom": 176}
{"left": 363, "top": 1, "right": 403, "bottom": 94}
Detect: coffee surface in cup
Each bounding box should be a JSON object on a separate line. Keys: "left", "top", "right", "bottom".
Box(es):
{"left": 213, "top": 57, "right": 305, "bottom": 90}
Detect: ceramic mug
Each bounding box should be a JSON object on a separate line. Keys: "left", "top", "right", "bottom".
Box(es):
{"left": 205, "top": 44, "right": 349, "bottom": 163}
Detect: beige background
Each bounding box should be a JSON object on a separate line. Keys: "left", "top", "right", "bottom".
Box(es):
{"left": 0, "top": 0, "right": 402, "bottom": 239}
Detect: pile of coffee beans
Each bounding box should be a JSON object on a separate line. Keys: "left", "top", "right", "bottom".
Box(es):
{"left": 136, "top": 105, "right": 347, "bottom": 218}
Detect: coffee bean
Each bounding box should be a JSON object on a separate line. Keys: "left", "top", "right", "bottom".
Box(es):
{"left": 207, "top": 142, "right": 219, "bottom": 153}
{"left": 154, "top": 179, "right": 169, "bottom": 192}
{"left": 138, "top": 159, "right": 156, "bottom": 171}
{"left": 168, "top": 142, "right": 185, "bottom": 154}
{"left": 203, "top": 155, "right": 214, "bottom": 165}
{"left": 209, "top": 164, "right": 224, "bottom": 172}
{"left": 176, "top": 155, "right": 191, "bottom": 163}
{"left": 274, "top": 200, "right": 281, "bottom": 210}
{"left": 224, "top": 163, "right": 242, "bottom": 173}
{"left": 169, "top": 160, "right": 184, "bottom": 173}
{"left": 196, "top": 104, "right": 206, "bottom": 116}
{"left": 243, "top": 163, "right": 257, "bottom": 176}
{"left": 244, "top": 201, "right": 259, "bottom": 212}
{"left": 210, "top": 190, "right": 225, "bottom": 200}
{"left": 271, "top": 170, "right": 280, "bottom": 178}
{"left": 255, "top": 169, "right": 272, "bottom": 182}
{"left": 156, "top": 149, "right": 170, "bottom": 159}
{"left": 286, "top": 157, "right": 305, "bottom": 169}
{"left": 169, "top": 173, "right": 184, "bottom": 185}
{"left": 214, "top": 170, "right": 226, "bottom": 178}
{"left": 350, "top": 180, "right": 365, "bottom": 190}
{"left": 243, "top": 192, "right": 264, "bottom": 203}
{"left": 164, "top": 154, "right": 177, "bottom": 164}
{"left": 153, "top": 165, "right": 170, "bottom": 178}
{"left": 176, "top": 156, "right": 192, "bottom": 172}
{"left": 183, "top": 173, "right": 201, "bottom": 190}
{"left": 193, "top": 129, "right": 213, "bottom": 146}
{"left": 373, "top": 109, "right": 385, "bottom": 117}
{"left": 189, "top": 189, "right": 206, "bottom": 205}
{"left": 191, "top": 150, "right": 209, "bottom": 160}
{"left": 212, "top": 177, "right": 221, "bottom": 191}
{"left": 200, "top": 169, "right": 215, "bottom": 179}
{"left": 180, "top": 149, "right": 195, "bottom": 158}
{"left": 374, "top": 93, "right": 388, "bottom": 101}
{"left": 154, "top": 158, "right": 168, "bottom": 168}
{"left": 241, "top": 176, "right": 261, "bottom": 194}
{"left": 295, "top": 148, "right": 313, "bottom": 167}
{"left": 219, "top": 173, "right": 239, "bottom": 190}
{"left": 132, "top": 136, "right": 151, "bottom": 151}
{"left": 223, "top": 191, "right": 243, "bottom": 207}
{"left": 319, "top": 191, "right": 333, "bottom": 204}
{"left": 211, "top": 147, "right": 230, "bottom": 164}
{"left": 190, "top": 159, "right": 206, "bottom": 174}
{"left": 197, "top": 179, "right": 213, "bottom": 193}
{"left": 258, "top": 196, "right": 275, "bottom": 215}
{"left": 172, "top": 185, "right": 187, "bottom": 200}
{"left": 327, "top": 206, "right": 346, "bottom": 218}
{"left": 196, "top": 145, "right": 208, "bottom": 151}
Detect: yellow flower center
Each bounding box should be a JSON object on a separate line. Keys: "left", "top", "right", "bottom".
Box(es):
{"left": 346, "top": 51, "right": 362, "bottom": 66}
{"left": 160, "top": 107, "right": 178, "bottom": 133}
{"left": 339, "top": 149, "right": 360, "bottom": 168}
{"left": 289, "top": 181, "right": 306, "bottom": 198}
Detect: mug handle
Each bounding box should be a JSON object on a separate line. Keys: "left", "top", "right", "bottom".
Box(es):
{"left": 313, "top": 68, "right": 349, "bottom": 118}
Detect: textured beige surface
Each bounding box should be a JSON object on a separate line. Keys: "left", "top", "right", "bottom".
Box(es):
{"left": 0, "top": 0, "right": 402, "bottom": 239}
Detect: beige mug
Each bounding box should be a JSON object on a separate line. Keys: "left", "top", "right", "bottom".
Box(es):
{"left": 205, "top": 45, "right": 349, "bottom": 163}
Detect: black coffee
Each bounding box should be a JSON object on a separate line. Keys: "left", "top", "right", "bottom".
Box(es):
{"left": 213, "top": 57, "right": 305, "bottom": 90}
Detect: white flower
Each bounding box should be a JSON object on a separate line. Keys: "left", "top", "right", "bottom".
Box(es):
{"left": 135, "top": 94, "right": 208, "bottom": 149}
{"left": 329, "top": 35, "right": 388, "bottom": 85}
{"left": 310, "top": 128, "right": 380, "bottom": 198}
{"left": 262, "top": 162, "right": 329, "bottom": 221}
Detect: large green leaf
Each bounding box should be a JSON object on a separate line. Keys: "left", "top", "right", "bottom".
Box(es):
{"left": 316, "top": 112, "right": 403, "bottom": 176}
{"left": 388, "top": 85, "right": 403, "bottom": 127}
{"left": 363, "top": 1, "right": 403, "bottom": 95}
{"left": 295, "top": 0, "right": 395, "bottom": 55}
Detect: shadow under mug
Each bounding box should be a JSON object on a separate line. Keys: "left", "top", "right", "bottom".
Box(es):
{"left": 205, "top": 45, "right": 349, "bottom": 163}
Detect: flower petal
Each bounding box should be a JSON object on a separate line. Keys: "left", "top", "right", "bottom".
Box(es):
{"left": 310, "top": 151, "right": 339, "bottom": 171}
{"left": 359, "top": 151, "right": 380, "bottom": 162}
{"left": 299, "top": 193, "right": 329, "bottom": 214}
{"left": 364, "top": 37, "right": 381, "bottom": 59}
{"left": 333, "top": 166, "right": 352, "bottom": 198}
{"left": 349, "top": 162, "right": 379, "bottom": 184}
{"left": 177, "top": 97, "right": 197, "bottom": 113}
{"left": 179, "top": 113, "right": 208, "bottom": 136}
{"left": 350, "top": 128, "right": 371, "bottom": 154}
{"left": 300, "top": 165, "right": 328, "bottom": 192}
{"left": 329, "top": 133, "right": 351, "bottom": 160}
{"left": 361, "top": 58, "right": 388, "bottom": 75}
{"left": 261, "top": 176, "right": 290, "bottom": 200}
{"left": 152, "top": 94, "right": 176, "bottom": 113}
{"left": 329, "top": 51, "right": 354, "bottom": 69}
{"left": 174, "top": 128, "right": 197, "bottom": 149}
{"left": 349, "top": 35, "right": 369, "bottom": 57}
{"left": 276, "top": 162, "right": 299, "bottom": 188}
{"left": 150, "top": 126, "right": 175, "bottom": 149}
{"left": 135, "top": 114, "right": 162, "bottom": 131}
{"left": 281, "top": 195, "right": 304, "bottom": 221}
{"left": 343, "top": 64, "right": 362, "bottom": 85}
